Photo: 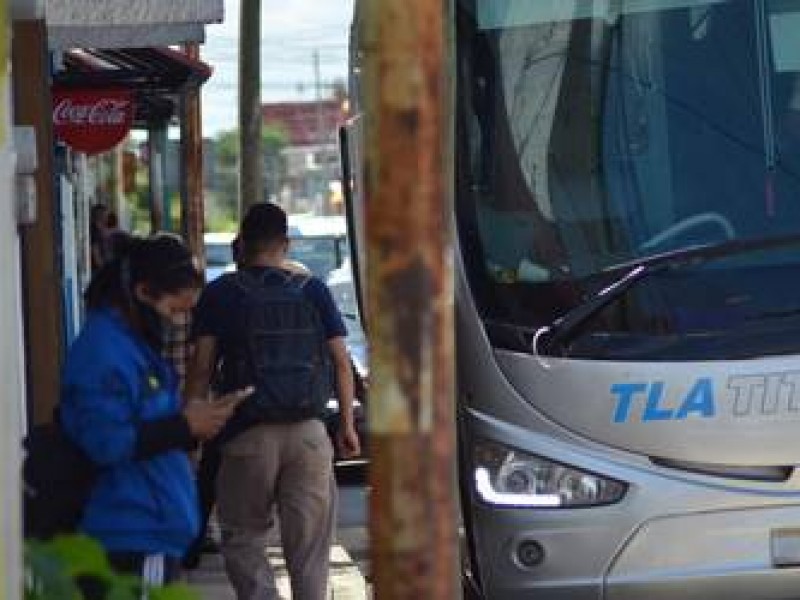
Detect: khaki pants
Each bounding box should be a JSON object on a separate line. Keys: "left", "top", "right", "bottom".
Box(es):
{"left": 216, "top": 420, "right": 336, "bottom": 600}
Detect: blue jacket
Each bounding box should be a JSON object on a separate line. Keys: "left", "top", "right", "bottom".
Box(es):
{"left": 60, "top": 309, "right": 199, "bottom": 557}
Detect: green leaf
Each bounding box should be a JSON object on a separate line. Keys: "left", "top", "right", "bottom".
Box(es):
{"left": 149, "top": 582, "right": 200, "bottom": 600}
{"left": 103, "top": 576, "right": 140, "bottom": 600}
{"left": 24, "top": 535, "right": 199, "bottom": 600}
{"left": 46, "top": 535, "right": 114, "bottom": 580}
{"left": 24, "top": 542, "right": 82, "bottom": 600}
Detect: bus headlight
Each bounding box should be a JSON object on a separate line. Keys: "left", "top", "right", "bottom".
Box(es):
{"left": 473, "top": 441, "right": 627, "bottom": 508}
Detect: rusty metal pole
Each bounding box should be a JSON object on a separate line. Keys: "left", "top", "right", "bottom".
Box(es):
{"left": 362, "top": 0, "right": 459, "bottom": 598}
{"left": 239, "top": 0, "right": 262, "bottom": 212}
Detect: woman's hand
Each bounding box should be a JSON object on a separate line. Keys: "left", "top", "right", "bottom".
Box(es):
{"left": 183, "top": 386, "right": 254, "bottom": 440}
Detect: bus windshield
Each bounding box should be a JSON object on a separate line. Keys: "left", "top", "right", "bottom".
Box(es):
{"left": 456, "top": 0, "right": 800, "bottom": 359}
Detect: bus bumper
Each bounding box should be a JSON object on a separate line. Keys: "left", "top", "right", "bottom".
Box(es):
{"left": 468, "top": 492, "right": 800, "bottom": 599}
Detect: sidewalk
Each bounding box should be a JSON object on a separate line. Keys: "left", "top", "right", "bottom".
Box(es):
{"left": 186, "top": 472, "right": 370, "bottom": 599}
{"left": 185, "top": 543, "right": 369, "bottom": 599}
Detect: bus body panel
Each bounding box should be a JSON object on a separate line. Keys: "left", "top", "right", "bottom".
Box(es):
{"left": 495, "top": 350, "right": 800, "bottom": 465}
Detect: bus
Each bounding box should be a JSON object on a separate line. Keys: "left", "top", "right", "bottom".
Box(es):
{"left": 343, "top": 1, "right": 800, "bottom": 598}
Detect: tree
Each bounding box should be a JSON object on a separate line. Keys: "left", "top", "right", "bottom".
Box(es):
{"left": 208, "top": 124, "right": 289, "bottom": 229}
{"left": 261, "top": 125, "right": 288, "bottom": 201}
{"left": 216, "top": 129, "right": 240, "bottom": 168}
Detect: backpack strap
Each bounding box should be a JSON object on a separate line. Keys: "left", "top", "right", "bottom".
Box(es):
{"left": 285, "top": 271, "right": 312, "bottom": 292}
{"left": 235, "top": 267, "right": 311, "bottom": 293}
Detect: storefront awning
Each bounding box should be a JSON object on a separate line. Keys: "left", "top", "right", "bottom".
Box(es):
{"left": 52, "top": 47, "right": 212, "bottom": 127}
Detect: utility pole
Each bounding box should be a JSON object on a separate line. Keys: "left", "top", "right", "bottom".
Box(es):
{"left": 239, "top": 0, "right": 262, "bottom": 212}
{"left": 313, "top": 48, "right": 326, "bottom": 213}
{"left": 314, "top": 48, "right": 324, "bottom": 143}
{"left": 362, "top": 0, "right": 459, "bottom": 598}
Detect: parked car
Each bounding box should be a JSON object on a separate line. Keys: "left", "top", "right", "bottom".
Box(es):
{"left": 323, "top": 255, "right": 368, "bottom": 465}
{"left": 286, "top": 214, "right": 348, "bottom": 280}
{"left": 203, "top": 231, "right": 236, "bottom": 282}
{"left": 326, "top": 256, "right": 367, "bottom": 379}
{"left": 203, "top": 216, "right": 347, "bottom": 281}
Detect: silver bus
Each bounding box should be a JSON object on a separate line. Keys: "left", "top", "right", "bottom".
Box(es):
{"left": 344, "top": 1, "right": 800, "bottom": 598}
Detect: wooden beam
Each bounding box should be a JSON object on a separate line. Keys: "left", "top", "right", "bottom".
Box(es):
{"left": 180, "top": 43, "right": 205, "bottom": 263}
{"left": 12, "top": 19, "right": 64, "bottom": 425}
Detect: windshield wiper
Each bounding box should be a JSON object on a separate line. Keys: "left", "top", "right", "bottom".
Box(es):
{"left": 533, "top": 233, "right": 800, "bottom": 356}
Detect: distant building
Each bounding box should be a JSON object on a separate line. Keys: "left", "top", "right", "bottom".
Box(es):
{"left": 262, "top": 99, "right": 349, "bottom": 214}
{"left": 262, "top": 99, "right": 345, "bottom": 146}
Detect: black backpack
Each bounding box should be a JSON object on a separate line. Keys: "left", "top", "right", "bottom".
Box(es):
{"left": 22, "top": 418, "right": 98, "bottom": 539}
{"left": 226, "top": 269, "right": 333, "bottom": 422}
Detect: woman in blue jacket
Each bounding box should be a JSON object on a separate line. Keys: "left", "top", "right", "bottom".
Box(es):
{"left": 60, "top": 234, "right": 249, "bottom": 592}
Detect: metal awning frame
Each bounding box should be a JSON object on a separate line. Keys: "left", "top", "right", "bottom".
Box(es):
{"left": 52, "top": 46, "right": 212, "bottom": 127}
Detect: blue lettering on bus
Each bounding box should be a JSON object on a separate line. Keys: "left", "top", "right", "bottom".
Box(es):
{"left": 611, "top": 378, "right": 716, "bottom": 423}
{"left": 643, "top": 381, "right": 674, "bottom": 421}
{"left": 611, "top": 382, "right": 646, "bottom": 423}
{"left": 675, "top": 378, "right": 716, "bottom": 419}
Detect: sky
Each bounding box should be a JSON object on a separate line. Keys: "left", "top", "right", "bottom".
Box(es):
{"left": 200, "top": 0, "right": 355, "bottom": 137}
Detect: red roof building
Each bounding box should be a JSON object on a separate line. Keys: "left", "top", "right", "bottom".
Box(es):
{"left": 262, "top": 99, "right": 348, "bottom": 146}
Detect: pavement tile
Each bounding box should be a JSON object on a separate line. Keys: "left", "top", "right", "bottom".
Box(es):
{"left": 186, "top": 544, "right": 368, "bottom": 600}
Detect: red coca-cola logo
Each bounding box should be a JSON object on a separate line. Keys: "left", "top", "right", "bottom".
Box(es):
{"left": 52, "top": 89, "right": 135, "bottom": 154}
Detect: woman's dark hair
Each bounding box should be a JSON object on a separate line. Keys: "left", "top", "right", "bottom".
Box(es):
{"left": 85, "top": 233, "right": 204, "bottom": 311}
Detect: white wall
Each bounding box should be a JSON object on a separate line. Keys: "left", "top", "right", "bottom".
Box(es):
{"left": 1, "top": 5, "right": 26, "bottom": 595}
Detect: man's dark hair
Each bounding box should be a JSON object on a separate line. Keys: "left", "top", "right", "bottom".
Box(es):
{"left": 240, "top": 202, "right": 288, "bottom": 257}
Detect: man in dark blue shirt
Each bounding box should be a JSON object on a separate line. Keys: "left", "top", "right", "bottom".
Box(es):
{"left": 186, "top": 202, "right": 359, "bottom": 600}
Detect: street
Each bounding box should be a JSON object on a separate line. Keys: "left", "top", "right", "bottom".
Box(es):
{"left": 336, "top": 465, "right": 370, "bottom": 579}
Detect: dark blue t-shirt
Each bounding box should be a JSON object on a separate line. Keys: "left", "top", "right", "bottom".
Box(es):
{"left": 193, "top": 266, "right": 347, "bottom": 346}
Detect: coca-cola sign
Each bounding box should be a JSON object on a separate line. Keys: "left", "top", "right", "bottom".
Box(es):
{"left": 52, "top": 89, "right": 135, "bottom": 154}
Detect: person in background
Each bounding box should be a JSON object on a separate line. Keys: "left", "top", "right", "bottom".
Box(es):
{"left": 103, "top": 210, "right": 132, "bottom": 263}
{"left": 182, "top": 232, "right": 314, "bottom": 570}
{"left": 186, "top": 203, "right": 360, "bottom": 599}
{"left": 89, "top": 204, "right": 110, "bottom": 272}
{"left": 60, "top": 233, "right": 252, "bottom": 595}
